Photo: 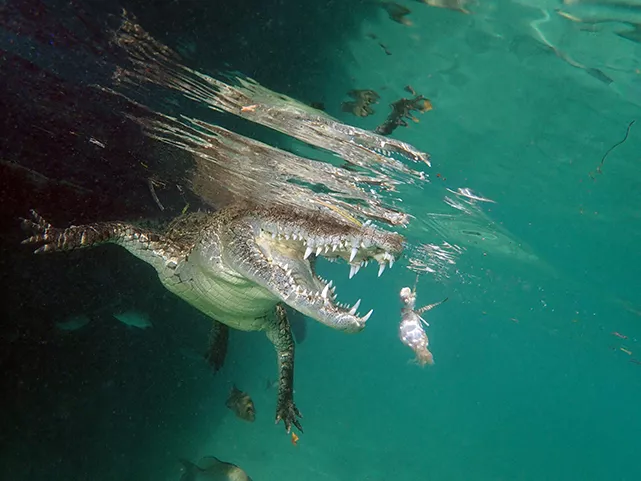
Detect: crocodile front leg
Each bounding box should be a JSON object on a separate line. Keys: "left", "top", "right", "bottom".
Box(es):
{"left": 265, "top": 303, "right": 303, "bottom": 433}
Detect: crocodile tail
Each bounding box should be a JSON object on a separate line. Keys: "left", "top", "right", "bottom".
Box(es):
{"left": 20, "top": 210, "right": 161, "bottom": 254}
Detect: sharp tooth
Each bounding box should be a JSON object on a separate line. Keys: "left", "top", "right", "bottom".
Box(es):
{"left": 349, "top": 247, "right": 358, "bottom": 262}
{"left": 361, "top": 309, "right": 374, "bottom": 322}
{"left": 324, "top": 245, "right": 330, "bottom": 253}
{"left": 316, "top": 246, "right": 323, "bottom": 256}
{"left": 364, "top": 260, "right": 369, "bottom": 267}
{"left": 304, "top": 246, "right": 313, "bottom": 259}
{"left": 285, "top": 234, "right": 290, "bottom": 240}
{"left": 328, "top": 280, "right": 333, "bottom": 288}
{"left": 378, "top": 263, "right": 386, "bottom": 277}
{"left": 349, "top": 265, "right": 356, "bottom": 279}
{"left": 272, "top": 232, "right": 277, "bottom": 239}
{"left": 349, "top": 299, "right": 361, "bottom": 315}
{"left": 388, "top": 256, "right": 394, "bottom": 268}
{"left": 332, "top": 244, "right": 337, "bottom": 252}
{"left": 321, "top": 284, "right": 330, "bottom": 298}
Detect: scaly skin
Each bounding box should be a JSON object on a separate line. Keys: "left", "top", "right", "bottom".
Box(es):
{"left": 21, "top": 202, "right": 404, "bottom": 433}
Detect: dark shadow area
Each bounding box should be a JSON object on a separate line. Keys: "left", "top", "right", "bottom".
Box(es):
{"left": 0, "top": 0, "right": 381, "bottom": 478}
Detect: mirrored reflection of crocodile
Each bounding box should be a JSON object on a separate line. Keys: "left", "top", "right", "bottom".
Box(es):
{"left": 341, "top": 89, "right": 381, "bottom": 117}
{"left": 21, "top": 202, "right": 404, "bottom": 434}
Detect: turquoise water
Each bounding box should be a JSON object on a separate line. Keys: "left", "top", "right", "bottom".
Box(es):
{"left": 2, "top": 1, "right": 641, "bottom": 480}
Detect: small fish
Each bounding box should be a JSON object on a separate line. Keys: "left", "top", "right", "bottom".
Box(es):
{"left": 399, "top": 276, "right": 448, "bottom": 366}
{"left": 612, "top": 331, "right": 628, "bottom": 340}
{"left": 179, "top": 456, "right": 253, "bottom": 481}
{"left": 226, "top": 385, "right": 255, "bottom": 422}
{"left": 112, "top": 310, "right": 152, "bottom": 329}
{"left": 55, "top": 314, "right": 91, "bottom": 331}
{"left": 291, "top": 432, "right": 299, "bottom": 446}
{"left": 379, "top": 43, "right": 393, "bottom": 55}
{"left": 265, "top": 378, "right": 278, "bottom": 391}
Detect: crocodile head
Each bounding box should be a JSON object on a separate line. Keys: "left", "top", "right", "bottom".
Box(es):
{"left": 220, "top": 203, "right": 404, "bottom": 333}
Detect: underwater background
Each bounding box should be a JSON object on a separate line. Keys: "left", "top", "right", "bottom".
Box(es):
{"left": 1, "top": 0, "right": 641, "bottom": 480}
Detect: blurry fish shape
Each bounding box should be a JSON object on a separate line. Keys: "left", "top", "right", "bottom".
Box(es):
{"left": 112, "top": 310, "right": 153, "bottom": 329}
{"left": 179, "top": 456, "right": 253, "bottom": 481}
{"left": 380, "top": 2, "right": 413, "bottom": 25}
{"left": 226, "top": 385, "right": 256, "bottom": 422}
{"left": 399, "top": 276, "right": 448, "bottom": 366}
{"left": 414, "top": 0, "right": 471, "bottom": 14}
{"left": 55, "top": 314, "right": 91, "bottom": 331}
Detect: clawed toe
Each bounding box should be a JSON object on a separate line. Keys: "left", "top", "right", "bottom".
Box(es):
{"left": 275, "top": 399, "right": 303, "bottom": 434}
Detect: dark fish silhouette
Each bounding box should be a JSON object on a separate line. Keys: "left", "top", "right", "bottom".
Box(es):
{"left": 179, "top": 456, "right": 253, "bottom": 481}
{"left": 225, "top": 385, "right": 255, "bottom": 422}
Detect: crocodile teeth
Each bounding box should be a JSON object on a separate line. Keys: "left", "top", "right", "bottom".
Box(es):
{"left": 332, "top": 244, "right": 338, "bottom": 252}
{"left": 316, "top": 246, "right": 323, "bottom": 256}
{"left": 389, "top": 255, "right": 394, "bottom": 268}
{"left": 321, "top": 284, "right": 330, "bottom": 299}
{"left": 349, "top": 247, "right": 358, "bottom": 263}
{"left": 361, "top": 309, "right": 374, "bottom": 322}
{"left": 349, "top": 299, "right": 361, "bottom": 315}
{"left": 378, "top": 263, "right": 386, "bottom": 277}
{"left": 349, "top": 263, "right": 361, "bottom": 279}
{"left": 304, "top": 246, "right": 313, "bottom": 260}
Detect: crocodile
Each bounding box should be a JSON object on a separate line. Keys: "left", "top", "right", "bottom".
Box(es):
{"left": 20, "top": 201, "right": 404, "bottom": 433}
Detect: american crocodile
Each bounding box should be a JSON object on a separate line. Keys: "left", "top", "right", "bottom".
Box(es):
{"left": 21, "top": 202, "right": 404, "bottom": 433}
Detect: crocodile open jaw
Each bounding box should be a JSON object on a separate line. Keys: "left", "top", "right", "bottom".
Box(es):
{"left": 247, "top": 214, "right": 404, "bottom": 333}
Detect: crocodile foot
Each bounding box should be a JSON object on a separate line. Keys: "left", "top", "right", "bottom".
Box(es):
{"left": 275, "top": 396, "right": 303, "bottom": 434}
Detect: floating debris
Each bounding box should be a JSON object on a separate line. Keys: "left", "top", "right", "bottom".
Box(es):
{"left": 590, "top": 120, "right": 635, "bottom": 177}
{"left": 375, "top": 94, "right": 433, "bottom": 136}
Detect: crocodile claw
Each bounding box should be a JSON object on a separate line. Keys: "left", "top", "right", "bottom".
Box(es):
{"left": 275, "top": 397, "right": 303, "bottom": 434}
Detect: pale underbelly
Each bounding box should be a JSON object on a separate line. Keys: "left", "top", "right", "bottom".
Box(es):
{"left": 161, "top": 268, "right": 279, "bottom": 331}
